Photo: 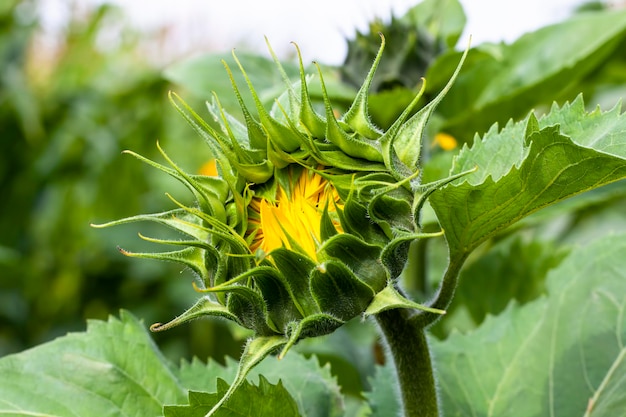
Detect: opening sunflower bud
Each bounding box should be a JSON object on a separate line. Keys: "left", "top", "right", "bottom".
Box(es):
{"left": 93, "top": 36, "right": 469, "bottom": 416}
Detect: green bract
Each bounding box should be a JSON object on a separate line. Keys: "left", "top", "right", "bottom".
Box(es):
{"left": 94, "top": 37, "right": 469, "bottom": 415}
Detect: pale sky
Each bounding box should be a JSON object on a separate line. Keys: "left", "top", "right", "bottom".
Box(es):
{"left": 38, "top": 0, "right": 586, "bottom": 65}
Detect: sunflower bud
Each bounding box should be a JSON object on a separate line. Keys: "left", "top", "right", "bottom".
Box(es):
{"left": 93, "top": 36, "right": 469, "bottom": 415}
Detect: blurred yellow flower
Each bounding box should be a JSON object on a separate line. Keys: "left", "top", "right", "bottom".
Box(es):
{"left": 433, "top": 132, "right": 458, "bottom": 151}
{"left": 199, "top": 159, "right": 219, "bottom": 176}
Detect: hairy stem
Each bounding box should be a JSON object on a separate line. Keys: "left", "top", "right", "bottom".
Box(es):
{"left": 375, "top": 308, "right": 438, "bottom": 417}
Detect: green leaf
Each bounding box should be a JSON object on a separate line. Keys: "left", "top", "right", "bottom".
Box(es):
{"left": 430, "top": 236, "right": 570, "bottom": 338}
{"left": 511, "top": 177, "right": 626, "bottom": 235}
{"left": 431, "top": 9, "right": 626, "bottom": 136}
{"left": 429, "top": 98, "right": 626, "bottom": 261}
{"left": 0, "top": 311, "right": 186, "bottom": 415}
{"left": 540, "top": 98, "right": 626, "bottom": 158}
{"left": 164, "top": 377, "right": 301, "bottom": 417}
{"left": 431, "top": 234, "right": 626, "bottom": 416}
{"left": 364, "top": 364, "right": 401, "bottom": 417}
{"left": 194, "top": 336, "right": 287, "bottom": 416}
{"left": 177, "top": 353, "right": 344, "bottom": 417}
{"left": 294, "top": 319, "right": 379, "bottom": 398}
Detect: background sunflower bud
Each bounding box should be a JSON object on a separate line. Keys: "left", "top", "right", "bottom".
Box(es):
{"left": 94, "top": 36, "right": 468, "bottom": 415}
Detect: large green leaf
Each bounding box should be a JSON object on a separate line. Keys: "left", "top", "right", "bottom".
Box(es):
{"left": 0, "top": 311, "right": 322, "bottom": 417}
{"left": 164, "top": 377, "right": 301, "bottom": 417}
{"left": 294, "top": 319, "right": 379, "bottom": 398}
{"left": 364, "top": 364, "right": 401, "bottom": 417}
{"left": 429, "top": 9, "right": 626, "bottom": 137}
{"left": 176, "top": 353, "right": 344, "bottom": 417}
{"left": 431, "top": 233, "right": 626, "bottom": 416}
{"left": 429, "top": 97, "right": 626, "bottom": 262}
{"left": 0, "top": 311, "right": 186, "bottom": 416}
{"left": 430, "top": 236, "right": 570, "bottom": 338}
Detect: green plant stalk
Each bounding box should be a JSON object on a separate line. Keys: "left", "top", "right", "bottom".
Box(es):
{"left": 374, "top": 252, "right": 470, "bottom": 417}
{"left": 375, "top": 307, "right": 438, "bottom": 417}
{"left": 414, "top": 252, "right": 469, "bottom": 328}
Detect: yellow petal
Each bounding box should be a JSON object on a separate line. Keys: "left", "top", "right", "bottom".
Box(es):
{"left": 246, "top": 167, "right": 342, "bottom": 260}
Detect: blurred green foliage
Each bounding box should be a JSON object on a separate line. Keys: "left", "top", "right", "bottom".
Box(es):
{"left": 0, "top": 0, "right": 241, "bottom": 360}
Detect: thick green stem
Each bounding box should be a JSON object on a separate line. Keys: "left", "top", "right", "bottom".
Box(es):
{"left": 375, "top": 308, "right": 438, "bottom": 417}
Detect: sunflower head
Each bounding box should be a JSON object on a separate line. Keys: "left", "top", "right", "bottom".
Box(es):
{"left": 93, "top": 36, "right": 469, "bottom": 415}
